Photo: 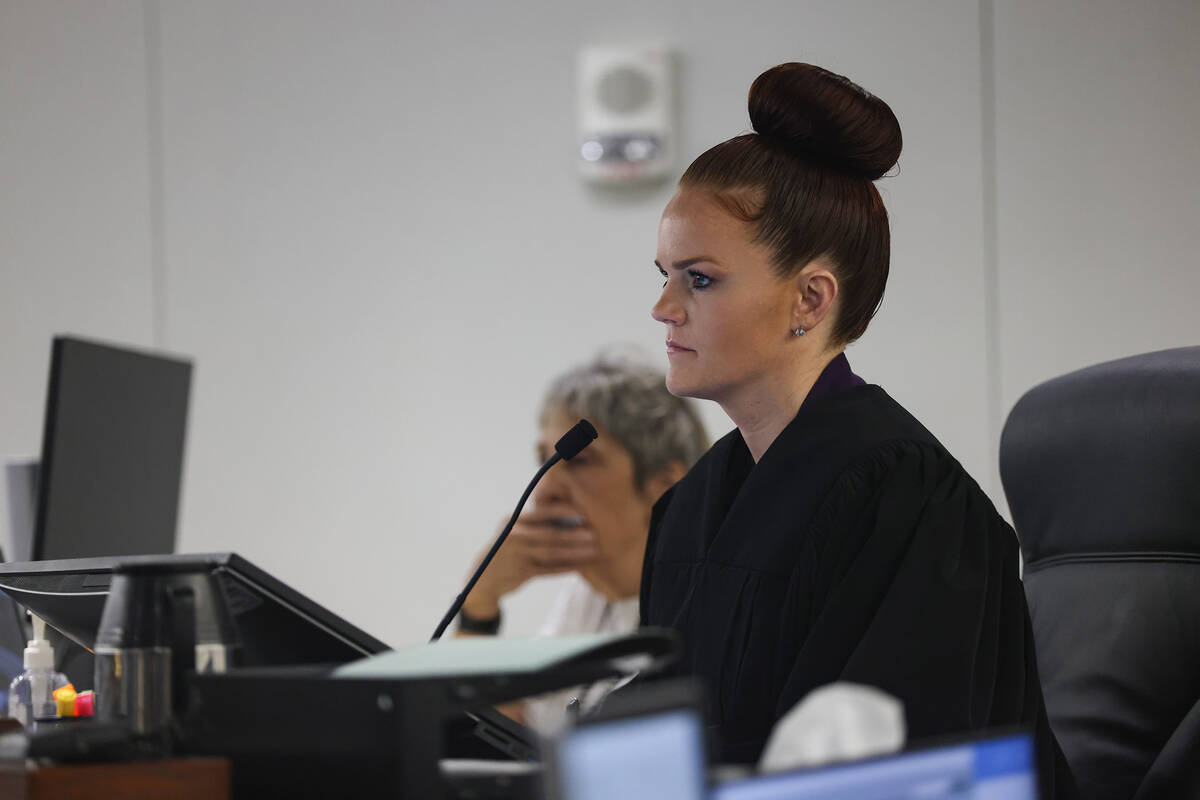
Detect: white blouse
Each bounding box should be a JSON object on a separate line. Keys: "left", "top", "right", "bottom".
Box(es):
{"left": 521, "top": 573, "right": 640, "bottom": 734}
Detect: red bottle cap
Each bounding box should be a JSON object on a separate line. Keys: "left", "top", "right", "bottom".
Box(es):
{"left": 75, "top": 690, "right": 95, "bottom": 717}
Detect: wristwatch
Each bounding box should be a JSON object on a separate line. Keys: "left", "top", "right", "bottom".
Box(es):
{"left": 457, "top": 606, "right": 501, "bottom": 635}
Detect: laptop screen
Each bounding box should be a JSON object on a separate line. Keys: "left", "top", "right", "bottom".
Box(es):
{"left": 712, "top": 733, "right": 1036, "bottom": 800}
{"left": 556, "top": 708, "right": 707, "bottom": 800}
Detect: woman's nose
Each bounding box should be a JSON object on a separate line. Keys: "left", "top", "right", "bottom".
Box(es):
{"left": 651, "top": 284, "right": 685, "bottom": 325}
{"left": 531, "top": 467, "right": 568, "bottom": 506}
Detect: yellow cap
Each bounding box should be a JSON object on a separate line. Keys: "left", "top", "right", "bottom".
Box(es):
{"left": 54, "top": 685, "right": 78, "bottom": 717}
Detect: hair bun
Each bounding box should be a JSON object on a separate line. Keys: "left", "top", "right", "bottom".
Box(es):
{"left": 748, "top": 63, "right": 901, "bottom": 180}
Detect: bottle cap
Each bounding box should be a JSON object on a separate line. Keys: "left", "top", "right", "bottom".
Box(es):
{"left": 54, "top": 685, "right": 77, "bottom": 717}
{"left": 23, "top": 615, "right": 55, "bottom": 671}
{"left": 75, "top": 690, "right": 95, "bottom": 717}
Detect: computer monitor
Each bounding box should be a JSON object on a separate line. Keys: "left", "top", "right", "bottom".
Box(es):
{"left": 3, "top": 459, "right": 38, "bottom": 563}
{"left": 546, "top": 679, "right": 708, "bottom": 800}
{"left": 34, "top": 336, "right": 192, "bottom": 561}
{"left": 712, "top": 732, "right": 1037, "bottom": 800}
{"left": 554, "top": 710, "right": 707, "bottom": 800}
{"left": 0, "top": 553, "right": 389, "bottom": 667}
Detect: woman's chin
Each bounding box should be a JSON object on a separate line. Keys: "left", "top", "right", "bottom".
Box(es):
{"left": 664, "top": 371, "right": 691, "bottom": 398}
{"left": 666, "top": 371, "right": 710, "bottom": 401}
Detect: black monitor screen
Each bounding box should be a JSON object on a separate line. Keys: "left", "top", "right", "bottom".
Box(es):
{"left": 35, "top": 336, "right": 192, "bottom": 560}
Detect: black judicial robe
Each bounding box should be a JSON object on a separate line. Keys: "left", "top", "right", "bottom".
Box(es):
{"left": 640, "top": 375, "right": 1074, "bottom": 796}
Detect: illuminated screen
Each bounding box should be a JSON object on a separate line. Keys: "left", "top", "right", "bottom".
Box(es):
{"left": 557, "top": 709, "right": 707, "bottom": 800}
{"left": 712, "top": 734, "right": 1036, "bottom": 800}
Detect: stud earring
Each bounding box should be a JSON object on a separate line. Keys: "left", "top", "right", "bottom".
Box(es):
{"left": 793, "top": 327, "right": 805, "bottom": 336}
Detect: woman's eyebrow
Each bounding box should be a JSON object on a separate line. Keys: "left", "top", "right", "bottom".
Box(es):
{"left": 654, "top": 256, "right": 723, "bottom": 269}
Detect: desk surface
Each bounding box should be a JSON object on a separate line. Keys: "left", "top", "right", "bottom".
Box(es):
{"left": 0, "top": 757, "right": 229, "bottom": 800}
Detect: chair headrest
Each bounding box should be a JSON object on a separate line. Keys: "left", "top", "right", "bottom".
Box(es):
{"left": 1000, "top": 346, "right": 1200, "bottom": 567}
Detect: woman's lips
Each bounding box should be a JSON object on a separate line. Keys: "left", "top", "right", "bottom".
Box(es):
{"left": 666, "top": 340, "right": 694, "bottom": 355}
{"left": 544, "top": 515, "right": 586, "bottom": 530}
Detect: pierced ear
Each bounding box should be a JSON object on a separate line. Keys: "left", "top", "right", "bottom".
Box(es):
{"left": 793, "top": 262, "right": 839, "bottom": 331}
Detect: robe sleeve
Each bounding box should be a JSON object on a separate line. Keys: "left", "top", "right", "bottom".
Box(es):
{"left": 639, "top": 485, "right": 676, "bottom": 628}
{"left": 778, "top": 439, "right": 1075, "bottom": 798}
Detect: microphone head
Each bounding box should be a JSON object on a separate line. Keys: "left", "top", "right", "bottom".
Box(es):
{"left": 554, "top": 419, "right": 598, "bottom": 461}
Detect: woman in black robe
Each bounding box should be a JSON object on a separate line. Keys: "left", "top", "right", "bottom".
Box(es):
{"left": 641, "top": 63, "right": 1074, "bottom": 796}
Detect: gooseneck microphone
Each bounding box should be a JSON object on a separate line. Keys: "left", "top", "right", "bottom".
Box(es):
{"left": 430, "top": 419, "right": 598, "bottom": 642}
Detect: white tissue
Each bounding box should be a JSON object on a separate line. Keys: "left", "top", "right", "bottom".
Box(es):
{"left": 758, "top": 682, "right": 906, "bottom": 773}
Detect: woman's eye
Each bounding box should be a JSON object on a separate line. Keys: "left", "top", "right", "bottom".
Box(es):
{"left": 657, "top": 267, "right": 668, "bottom": 287}
{"left": 689, "top": 271, "right": 713, "bottom": 289}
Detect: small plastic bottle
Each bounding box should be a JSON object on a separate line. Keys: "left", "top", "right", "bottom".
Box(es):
{"left": 8, "top": 615, "right": 70, "bottom": 727}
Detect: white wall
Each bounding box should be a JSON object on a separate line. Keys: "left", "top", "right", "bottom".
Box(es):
{"left": 993, "top": 0, "right": 1200, "bottom": 410}
{"left": 1, "top": 1, "right": 1196, "bottom": 648}
{"left": 0, "top": 0, "right": 156, "bottom": 543}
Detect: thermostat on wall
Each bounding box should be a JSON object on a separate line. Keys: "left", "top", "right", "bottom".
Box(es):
{"left": 577, "top": 44, "right": 674, "bottom": 184}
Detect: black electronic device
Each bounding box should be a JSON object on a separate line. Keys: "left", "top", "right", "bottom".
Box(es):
{"left": 0, "top": 553, "right": 683, "bottom": 797}
{"left": 0, "top": 552, "right": 544, "bottom": 766}
{"left": 180, "top": 628, "right": 681, "bottom": 798}
{"left": 34, "top": 336, "right": 192, "bottom": 561}
{"left": 0, "top": 553, "right": 388, "bottom": 667}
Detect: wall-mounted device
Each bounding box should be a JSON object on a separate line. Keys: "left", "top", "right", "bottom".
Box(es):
{"left": 576, "top": 44, "right": 674, "bottom": 184}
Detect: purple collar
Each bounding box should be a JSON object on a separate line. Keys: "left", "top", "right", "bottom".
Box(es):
{"left": 800, "top": 352, "right": 866, "bottom": 411}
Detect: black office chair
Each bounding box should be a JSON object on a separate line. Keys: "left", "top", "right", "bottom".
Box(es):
{"left": 1000, "top": 346, "right": 1200, "bottom": 800}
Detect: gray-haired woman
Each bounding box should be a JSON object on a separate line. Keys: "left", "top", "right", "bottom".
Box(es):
{"left": 457, "top": 353, "right": 708, "bottom": 730}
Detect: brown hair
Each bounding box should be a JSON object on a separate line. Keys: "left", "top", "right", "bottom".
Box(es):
{"left": 680, "top": 63, "right": 902, "bottom": 345}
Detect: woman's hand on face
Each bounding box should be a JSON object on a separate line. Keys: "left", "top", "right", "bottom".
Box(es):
{"left": 461, "top": 508, "right": 598, "bottom": 619}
